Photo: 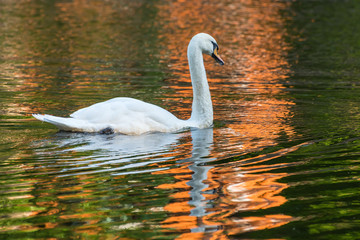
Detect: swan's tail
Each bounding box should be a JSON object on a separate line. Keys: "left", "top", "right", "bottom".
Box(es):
{"left": 33, "top": 114, "right": 96, "bottom": 132}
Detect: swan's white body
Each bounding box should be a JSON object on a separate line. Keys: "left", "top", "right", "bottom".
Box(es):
{"left": 33, "top": 33, "right": 224, "bottom": 135}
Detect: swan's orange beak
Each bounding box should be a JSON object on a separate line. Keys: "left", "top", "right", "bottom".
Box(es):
{"left": 212, "top": 48, "right": 224, "bottom": 65}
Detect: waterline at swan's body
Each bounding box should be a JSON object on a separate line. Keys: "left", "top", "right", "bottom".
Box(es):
{"left": 33, "top": 33, "right": 224, "bottom": 135}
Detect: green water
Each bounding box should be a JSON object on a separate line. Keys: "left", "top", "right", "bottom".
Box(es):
{"left": 1, "top": 0, "right": 360, "bottom": 239}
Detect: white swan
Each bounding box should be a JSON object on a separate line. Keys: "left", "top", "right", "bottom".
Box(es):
{"left": 33, "top": 33, "right": 224, "bottom": 135}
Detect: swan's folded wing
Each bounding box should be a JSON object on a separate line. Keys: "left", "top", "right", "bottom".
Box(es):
{"left": 69, "top": 97, "right": 186, "bottom": 134}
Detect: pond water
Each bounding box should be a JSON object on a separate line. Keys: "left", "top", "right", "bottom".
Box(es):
{"left": 1, "top": 0, "right": 360, "bottom": 239}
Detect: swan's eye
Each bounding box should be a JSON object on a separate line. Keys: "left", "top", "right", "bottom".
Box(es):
{"left": 211, "top": 41, "right": 219, "bottom": 52}
{"left": 211, "top": 43, "right": 224, "bottom": 65}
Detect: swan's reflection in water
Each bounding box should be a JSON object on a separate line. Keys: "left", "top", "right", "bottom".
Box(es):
{"left": 180, "top": 128, "right": 214, "bottom": 229}
{"left": 33, "top": 130, "right": 183, "bottom": 176}
{"left": 48, "top": 130, "right": 181, "bottom": 154}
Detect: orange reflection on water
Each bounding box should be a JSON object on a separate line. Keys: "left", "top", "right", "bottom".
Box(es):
{"left": 220, "top": 172, "right": 288, "bottom": 211}
{"left": 158, "top": 166, "right": 291, "bottom": 235}
{"left": 156, "top": 0, "right": 295, "bottom": 238}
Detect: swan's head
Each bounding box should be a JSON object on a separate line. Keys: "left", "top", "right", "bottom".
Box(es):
{"left": 190, "top": 33, "right": 225, "bottom": 65}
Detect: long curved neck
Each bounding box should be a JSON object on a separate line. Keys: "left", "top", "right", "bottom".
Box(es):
{"left": 187, "top": 41, "right": 213, "bottom": 127}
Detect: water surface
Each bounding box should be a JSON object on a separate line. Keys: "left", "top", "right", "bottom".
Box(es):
{"left": 1, "top": 0, "right": 360, "bottom": 239}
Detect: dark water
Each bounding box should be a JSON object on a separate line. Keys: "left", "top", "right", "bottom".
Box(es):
{"left": 1, "top": 0, "right": 360, "bottom": 239}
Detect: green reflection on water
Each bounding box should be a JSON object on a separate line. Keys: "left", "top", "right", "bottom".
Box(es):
{"left": 285, "top": 0, "right": 360, "bottom": 139}
{"left": 233, "top": 1, "right": 360, "bottom": 239}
